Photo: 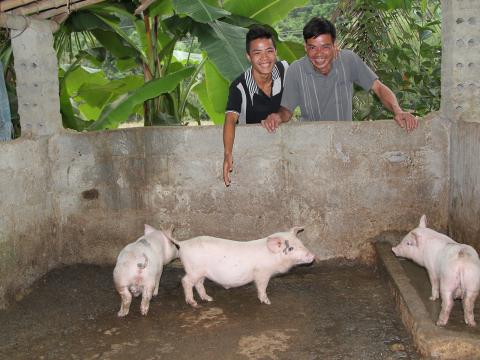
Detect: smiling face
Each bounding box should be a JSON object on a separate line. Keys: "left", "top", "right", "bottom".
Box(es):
{"left": 304, "top": 34, "right": 335, "bottom": 75}
{"left": 246, "top": 38, "right": 277, "bottom": 77}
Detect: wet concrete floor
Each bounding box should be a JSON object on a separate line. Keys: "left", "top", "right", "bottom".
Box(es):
{"left": 398, "top": 258, "right": 480, "bottom": 333}
{"left": 0, "top": 261, "right": 419, "bottom": 360}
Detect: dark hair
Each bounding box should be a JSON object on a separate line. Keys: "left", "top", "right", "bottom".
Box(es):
{"left": 246, "top": 25, "right": 276, "bottom": 53}
{"left": 303, "top": 17, "right": 336, "bottom": 42}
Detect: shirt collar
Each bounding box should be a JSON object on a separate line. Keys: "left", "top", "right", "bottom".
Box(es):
{"left": 244, "top": 62, "right": 281, "bottom": 103}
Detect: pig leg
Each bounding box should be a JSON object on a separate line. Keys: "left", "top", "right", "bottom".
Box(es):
{"left": 436, "top": 291, "right": 454, "bottom": 326}
{"left": 427, "top": 272, "right": 440, "bottom": 301}
{"left": 117, "top": 286, "right": 132, "bottom": 317}
{"left": 140, "top": 282, "right": 155, "bottom": 316}
{"left": 182, "top": 275, "right": 199, "bottom": 308}
{"left": 153, "top": 268, "right": 163, "bottom": 297}
{"left": 194, "top": 278, "right": 213, "bottom": 302}
{"left": 462, "top": 291, "right": 478, "bottom": 327}
{"left": 254, "top": 275, "right": 271, "bottom": 305}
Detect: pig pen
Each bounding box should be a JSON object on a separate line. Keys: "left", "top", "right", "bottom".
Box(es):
{"left": 0, "top": 115, "right": 461, "bottom": 360}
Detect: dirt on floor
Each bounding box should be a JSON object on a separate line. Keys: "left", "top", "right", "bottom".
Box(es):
{"left": 0, "top": 261, "right": 419, "bottom": 360}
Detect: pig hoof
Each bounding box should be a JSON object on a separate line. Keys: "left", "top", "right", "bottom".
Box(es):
{"left": 201, "top": 295, "right": 213, "bottom": 302}
{"left": 117, "top": 310, "right": 129, "bottom": 317}
{"left": 187, "top": 300, "right": 199, "bottom": 308}
{"left": 429, "top": 296, "right": 438, "bottom": 301}
{"left": 436, "top": 319, "right": 447, "bottom": 326}
{"left": 259, "top": 297, "right": 271, "bottom": 305}
{"left": 141, "top": 308, "right": 149, "bottom": 316}
{"left": 466, "top": 320, "right": 477, "bottom": 327}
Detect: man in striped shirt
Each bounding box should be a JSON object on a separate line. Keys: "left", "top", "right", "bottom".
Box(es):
{"left": 223, "top": 26, "right": 288, "bottom": 186}
{"left": 261, "top": 17, "right": 418, "bottom": 133}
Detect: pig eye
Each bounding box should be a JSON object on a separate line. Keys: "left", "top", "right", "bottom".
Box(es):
{"left": 288, "top": 247, "right": 293, "bottom": 252}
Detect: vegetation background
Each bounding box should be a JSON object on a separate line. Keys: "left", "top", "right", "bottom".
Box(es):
{"left": 0, "top": 0, "right": 441, "bottom": 136}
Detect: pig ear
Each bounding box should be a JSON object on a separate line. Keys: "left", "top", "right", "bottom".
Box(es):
{"left": 144, "top": 224, "right": 156, "bottom": 235}
{"left": 419, "top": 215, "right": 427, "bottom": 228}
{"left": 266, "top": 237, "right": 283, "bottom": 253}
{"left": 290, "top": 226, "right": 304, "bottom": 235}
{"left": 409, "top": 230, "right": 421, "bottom": 246}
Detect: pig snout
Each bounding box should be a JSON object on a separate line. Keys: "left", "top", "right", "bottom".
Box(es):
{"left": 295, "top": 248, "right": 315, "bottom": 264}
{"left": 392, "top": 245, "right": 400, "bottom": 256}
{"left": 305, "top": 251, "right": 315, "bottom": 263}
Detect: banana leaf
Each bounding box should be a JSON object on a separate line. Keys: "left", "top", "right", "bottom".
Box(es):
{"left": 88, "top": 67, "right": 195, "bottom": 130}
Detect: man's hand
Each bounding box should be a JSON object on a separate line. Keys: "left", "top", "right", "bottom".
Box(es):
{"left": 394, "top": 111, "right": 418, "bottom": 132}
{"left": 261, "top": 113, "right": 283, "bottom": 133}
{"left": 223, "top": 153, "right": 233, "bottom": 187}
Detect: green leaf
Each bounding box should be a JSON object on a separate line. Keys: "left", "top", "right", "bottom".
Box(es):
{"left": 60, "top": 64, "right": 80, "bottom": 128}
{"left": 194, "top": 21, "right": 249, "bottom": 82}
{"left": 64, "top": 66, "right": 108, "bottom": 96}
{"left": 91, "top": 29, "right": 138, "bottom": 59}
{"left": 383, "top": 0, "right": 413, "bottom": 10}
{"left": 276, "top": 41, "right": 304, "bottom": 64}
{"left": 149, "top": 0, "right": 174, "bottom": 17}
{"left": 88, "top": 67, "right": 195, "bottom": 130}
{"left": 94, "top": 14, "right": 145, "bottom": 60}
{"left": 69, "top": 11, "right": 111, "bottom": 32}
{"left": 224, "top": 0, "right": 308, "bottom": 26}
{"left": 193, "top": 79, "right": 224, "bottom": 124}
{"left": 75, "top": 48, "right": 107, "bottom": 67}
{"left": 78, "top": 76, "right": 144, "bottom": 108}
{"left": 186, "top": 101, "right": 200, "bottom": 122}
{"left": 173, "top": 0, "right": 230, "bottom": 23}
{"left": 204, "top": 60, "right": 229, "bottom": 113}
{"left": 115, "top": 58, "right": 138, "bottom": 71}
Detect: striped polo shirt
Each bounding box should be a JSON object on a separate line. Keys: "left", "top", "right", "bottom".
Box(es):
{"left": 226, "top": 60, "right": 289, "bottom": 124}
{"left": 281, "top": 50, "right": 378, "bottom": 121}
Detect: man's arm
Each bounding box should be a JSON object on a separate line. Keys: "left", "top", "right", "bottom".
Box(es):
{"left": 223, "top": 111, "right": 239, "bottom": 186}
{"left": 261, "top": 106, "right": 293, "bottom": 133}
{"left": 371, "top": 80, "right": 418, "bottom": 132}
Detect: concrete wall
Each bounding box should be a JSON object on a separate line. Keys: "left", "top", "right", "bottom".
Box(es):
{"left": 443, "top": 0, "right": 480, "bottom": 249}
{"left": 449, "top": 123, "right": 480, "bottom": 249}
{"left": 0, "top": 113, "right": 450, "bottom": 308}
{"left": 0, "top": 138, "right": 61, "bottom": 304}
{"left": 5, "top": 0, "right": 480, "bottom": 309}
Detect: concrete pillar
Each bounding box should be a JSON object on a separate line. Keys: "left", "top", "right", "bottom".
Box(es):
{"left": 441, "top": 0, "right": 480, "bottom": 122}
{"left": 10, "top": 18, "right": 63, "bottom": 137}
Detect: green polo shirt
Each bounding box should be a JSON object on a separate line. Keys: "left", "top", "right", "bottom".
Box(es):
{"left": 281, "top": 50, "right": 378, "bottom": 121}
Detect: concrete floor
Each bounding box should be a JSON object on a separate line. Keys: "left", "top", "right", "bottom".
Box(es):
{"left": 0, "top": 261, "right": 418, "bottom": 360}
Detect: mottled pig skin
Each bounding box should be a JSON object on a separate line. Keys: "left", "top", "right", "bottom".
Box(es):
{"left": 392, "top": 215, "right": 480, "bottom": 326}
{"left": 168, "top": 227, "right": 315, "bottom": 308}
{"left": 113, "top": 225, "right": 179, "bottom": 317}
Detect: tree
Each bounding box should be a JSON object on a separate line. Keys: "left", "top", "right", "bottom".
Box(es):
{"left": 333, "top": 0, "right": 441, "bottom": 120}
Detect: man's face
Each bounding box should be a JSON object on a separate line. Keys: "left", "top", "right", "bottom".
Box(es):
{"left": 246, "top": 38, "right": 277, "bottom": 76}
{"left": 304, "top": 34, "right": 335, "bottom": 75}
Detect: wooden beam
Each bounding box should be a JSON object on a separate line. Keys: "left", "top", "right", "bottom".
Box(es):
{"left": 31, "top": 0, "right": 105, "bottom": 19}
{"left": 11, "top": 0, "right": 82, "bottom": 16}
{"left": 0, "top": 0, "right": 38, "bottom": 12}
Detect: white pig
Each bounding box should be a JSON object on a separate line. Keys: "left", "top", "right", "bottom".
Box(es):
{"left": 168, "top": 227, "right": 315, "bottom": 308}
{"left": 392, "top": 215, "right": 480, "bottom": 326}
{"left": 113, "top": 225, "right": 179, "bottom": 317}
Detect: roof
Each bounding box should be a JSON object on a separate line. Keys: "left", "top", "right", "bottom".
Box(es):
{"left": 0, "top": 0, "right": 151, "bottom": 25}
